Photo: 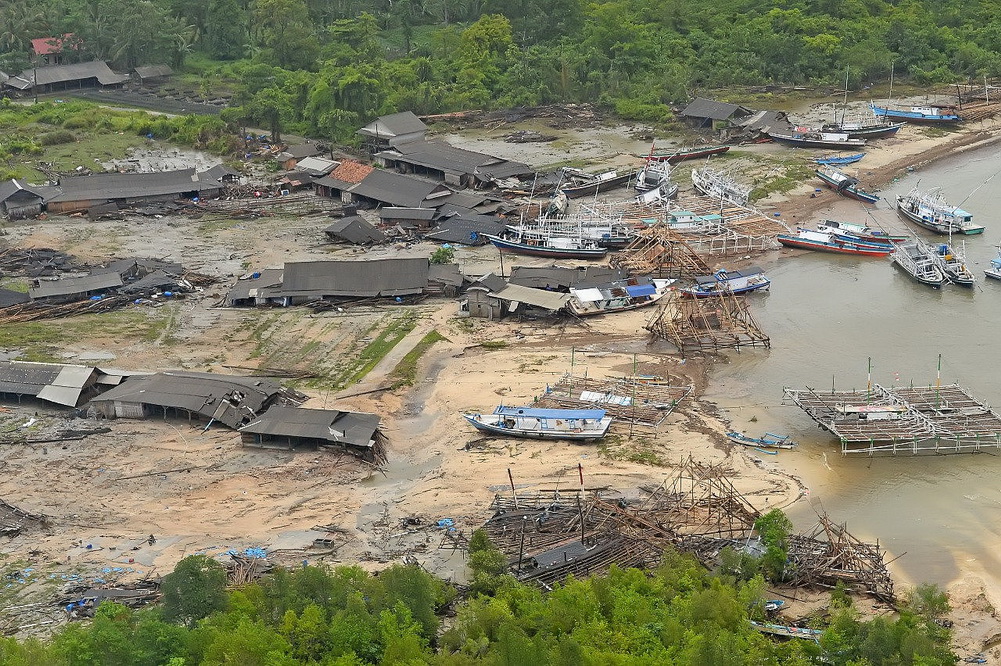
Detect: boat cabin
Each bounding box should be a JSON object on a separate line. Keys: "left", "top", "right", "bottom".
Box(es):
{"left": 834, "top": 404, "right": 909, "bottom": 420}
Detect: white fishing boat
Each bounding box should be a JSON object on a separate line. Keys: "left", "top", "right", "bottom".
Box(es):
{"left": 896, "top": 188, "right": 984, "bottom": 235}
{"left": 931, "top": 242, "right": 975, "bottom": 287}
{"left": 691, "top": 166, "right": 751, "bottom": 206}
{"left": 986, "top": 248, "right": 1001, "bottom": 281}
{"left": 567, "top": 278, "right": 675, "bottom": 316}
{"left": 463, "top": 406, "right": 612, "bottom": 440}
{"left": 891, "top": 239, "right": 949, "bottom": 287}
{"left": 635, "top": 160, "right": 672, "bottom": 191}
{"left": 680, "top": 266, "right": 771, "bottom": 298}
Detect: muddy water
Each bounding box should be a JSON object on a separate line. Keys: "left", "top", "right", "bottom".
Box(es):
{"left": 705, "top": 142, "right": 1001, "bottom": 587}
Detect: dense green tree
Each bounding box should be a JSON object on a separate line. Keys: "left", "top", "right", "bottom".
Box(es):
{"left": 250, "top": 0, "right": 320, "bottom": 70}
{"left": 205, "top": 0, "right": 247, "bottom": 59}
{"left": 161, "top": 555, "right": 229, "bottom": 627}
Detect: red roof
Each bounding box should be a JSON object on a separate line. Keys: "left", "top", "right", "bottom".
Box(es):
{"left": 31, "top": 34, "right": 75, "bottom": 56}
{"left": 328, "top": 161, "right": 373, "bottom": 184}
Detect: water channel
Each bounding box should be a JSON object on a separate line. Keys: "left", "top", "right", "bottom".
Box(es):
{"left": 704, "top": 141, "right": 1001, "bottom": 587}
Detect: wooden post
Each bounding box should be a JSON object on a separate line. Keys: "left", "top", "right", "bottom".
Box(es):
{"left": 517, "top": 516, "right": 527, "bottom": 571}
{"left": 507, "top": 467, "right": 518, "bottom": 509}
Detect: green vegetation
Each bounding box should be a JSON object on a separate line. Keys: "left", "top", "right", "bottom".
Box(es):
{"left": 0, "top": 546, "right": 956, "bottom": 664}
{"left": 479, "top": 340, "right": 508, "bottom": 350}
{"left": 429, "top": 246, "right": 455, "bottom": 265}
{"left": 597, "top": 434, "right": 670, "bottom": 467}
{"left": 337, "top": 312, "right": 418, "bottom": 388}
{"left": 389, "top": 329, "right": 448, "bottom": 389}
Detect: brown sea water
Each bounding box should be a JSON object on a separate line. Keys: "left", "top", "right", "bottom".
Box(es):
{"left": 704, "top": 142, "right": 1001, "bottom": 587}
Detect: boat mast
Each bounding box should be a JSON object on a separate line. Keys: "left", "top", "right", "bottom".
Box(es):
{"left": 888, "top": 61, "right": 894, "bottom": 108}
{"left": 840, "top": 66, "right": 850, "bottom": 125}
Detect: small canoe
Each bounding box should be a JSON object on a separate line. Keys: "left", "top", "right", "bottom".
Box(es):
{"left": 641, "top": 145, "right": 731, "bottom": 163}
{"left": 815, "top": 153, "right": 864, "bottom": 165}
{"left": 726, "top": 431, "right": 797, "bottom": 449}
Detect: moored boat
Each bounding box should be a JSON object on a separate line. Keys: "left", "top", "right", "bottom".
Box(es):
{"left": 986, "top": 249, "right": 1001, "bottom": 281}
{"left": 816, "top": 219, "right": 906, "bottom": 244}
{"left": 505, "top": 218, "right": 635, "bottom": 249}
{"left": 463, "top": 406, "right": 612, "bottom": 440}
{"left": 931, "top": 242, "right": 975, "bottom": 287}
{"left": 726, "top": 431, "right": 797, "bottom": 449}
{"left": 642, "top": 144, "right": 731, "bottom": 163}
{"left": 680, "top": 266, "right": 771, "bottom": 298}
{"left": 896, "top": 188, "right": 984, "bottom": 235}
{"left": 484, "top": 232, "right": 609, "bottom": 259}
{"left": 567, "top": 278, "right": 675, "bottom": 316}
{"left": 815, "top": 166, "right": 879, "bottom": 204}
{"left": 560, "top": 169, "right": 632, "bottom": 199}
{"left": 821, "top": 120, "right": 904, "bottom": 139}
{"left": 871, "top": 103, "right": 961, "bottom": 124}
{"left": 891, "top": 240, "right": 949, "bottom": 287}
{"left": 777, "top": 228, "right": 893, "bottom": 256}
{"left": 767, "top": 128, "right": 867, "bottom": 150}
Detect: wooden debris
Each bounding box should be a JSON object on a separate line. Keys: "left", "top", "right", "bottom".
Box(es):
{"left": 645, "top": 291, "right": 770, "bottom": 356}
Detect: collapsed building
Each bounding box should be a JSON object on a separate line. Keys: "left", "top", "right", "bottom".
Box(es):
{"left": 239, "top": 405, "right": 385, "bottom": 462}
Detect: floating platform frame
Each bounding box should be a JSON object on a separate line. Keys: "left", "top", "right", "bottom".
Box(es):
{"left": 783, "top": 383, "right": 1001, "bottom": 455}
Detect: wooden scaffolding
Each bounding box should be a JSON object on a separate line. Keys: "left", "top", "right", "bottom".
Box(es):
{"left": 644, "top": 291, "right": 770, "bottom": 356}
{"left": 609, "top": 223, "right": 711, "bottom": 278}
{"left": 532, "top": 373, "right": 693, "bottom": 427}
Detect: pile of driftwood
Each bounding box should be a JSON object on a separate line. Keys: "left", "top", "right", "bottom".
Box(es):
{"left": 0, "top": 248, "right": 82, "bottom": 278}
{"left": 0, "top": 295, "right": 131, "bottom": 323}
{"left": 0, "top": 499, "right": 48, "bottom": 537}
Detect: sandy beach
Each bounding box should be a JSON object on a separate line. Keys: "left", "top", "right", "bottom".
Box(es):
{"left": 3, "top": 101, "right": 1001, "bottom": 658}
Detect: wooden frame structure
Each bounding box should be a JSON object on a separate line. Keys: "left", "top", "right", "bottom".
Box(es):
{"left": 645, "top": 291, "right": 770, "bottom": 356}
{"left": 610, "top": 224, "right": 711, "bottom": 278}
{"left": 783, "top": 383, "right": 1001, "bottom": 455}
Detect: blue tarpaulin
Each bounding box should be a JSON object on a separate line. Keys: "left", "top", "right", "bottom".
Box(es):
{"left": 625, "top": 283, "right": 657, "bottom": 297}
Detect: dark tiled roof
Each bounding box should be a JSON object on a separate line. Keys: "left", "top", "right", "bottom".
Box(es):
{"left": 680, "top": 97, "right": 751, "bottom": 120}
{"left": 349, "top": 170, "right": 443, "bottom": 208}
{"left": 133, "top": 64, "right": 173, "bottom": 79}
{"left": 240, "top": 405, "right": 381, "bottom": 449}
{"left": 0, "top": 179, "right": 45, "bottom": 203}
{"left": 48, "top": 169, "right": 218, "bottom": 203}
{"left": 17, "top": 60, "right": 128, "bottom": 87}
{"left": 378, "top": 207, "right": 436, "bottom": 221}
{"left": 323, "top": 216, "right": 386, "bottom": 244}
{"left": 508, "top": 266, "right": 626, "bottom": 290}
{"left": 281, "top": 257, "right": 429, "bottom": 297}
{"left": 28, "top": 273, "right": 123, "bottom": 299}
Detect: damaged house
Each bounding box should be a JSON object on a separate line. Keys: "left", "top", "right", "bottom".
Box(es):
{"left": 88, "top": 371, "right": 300, "bottom": 429}
{"left": 44, "top": 169, "right": 224, "bottom": 215}
{"left": 239, "top": 405, "right": 385, "bottom": 462}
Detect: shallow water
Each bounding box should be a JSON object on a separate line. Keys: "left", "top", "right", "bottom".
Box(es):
{"left": 704, "top": 142, "right": 1001, "bottom": 586}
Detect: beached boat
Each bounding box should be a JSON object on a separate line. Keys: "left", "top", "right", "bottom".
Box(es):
{"left": 871, "top": 103, "right": 961, "bottom": 124}
{"left": 484, "top": 232, "right": 609, "bottom": 259}
{"left": 821, "top": 119, "right": 904, "bottom": 139}
{"left": 896, "top": 188, "right": 984, "bottom": 235}
{"left": 463, "top": 406, "right": 612, "bottom": 440}
{"left": 680, "top": 266, "right": 771, "bottom": 298}
{"left": 567, "top": 278, "right": 675, "bottom": 316}
{"left": 691, "top": 166, "right": 752, "bottom": 206}
{"left": 815, "top": 153, "right": 865, "bottom": 166}
{"left": 816, "top": 219, "right": 906, "bottom": 244}
{"left": 560, "top": 169, "right": 632, "bottom": 199}
{"left": 777, "top": 228, "right": 893, "bottom": 256}
{"left": 986, "top": 249, "right": 1001, "bottom": 281}
{"left": 506, "top": 217, "right": 635, "bottom": 249}
{"left": 643, "top": 144, "right": 731, "bottom": 163}
{"left": 931, "top": 242, "right": 975, "bottom": 287}
{"left": 815, "top": 166, "right": 879, "bottom": 204}
{"left": 726, "top": 431, "right": 796, "bottom": 449}
{"left": 767, "top": 128, "right": 867, "bottom": 150}
{"left": 891, "top": 240, "right": 950, "bottom": 287}
{"left": 635, "top": 160, "right": 672, "bottom": 192}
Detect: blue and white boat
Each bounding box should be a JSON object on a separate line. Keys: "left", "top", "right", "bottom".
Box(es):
{"left": 680, "top": 267, "right": 771, "bottom": 298}
{"left": 726, "top": 431, "right": 796, "bottom": 449}
{"left": 463, "top": 406, "right": 613, "bottom": 440}
{"left": 896, "top": 188, "right": 984, "bottom": 235}
{"left": 870, "top": 103, "right": 961, "bottom": 124}
{"left": 986, "top": 249, "right": 1001, "bottom": 281}
{"left": 815, "top": 153, "right": 865, "bottom": 166}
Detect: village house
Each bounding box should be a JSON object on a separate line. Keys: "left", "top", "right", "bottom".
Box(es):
{"left": 31, "top": 34, "right": 79, "bottom": 66}
{"left": 679, "top": 97, "right": 753, "bottom": 130}
{"left": 0, "top": 180, "right": 46, "bottom": 220}
{"left": 131, "top": 64, "right": 173, "bottom": 86}
{"left": 43, "top": 169, "right": 223, "bottom": 214}
{"left": 239, "top": 406, "right": 384, "bottom": 461}
{"left": 357, "top": 111, "right": 428, "bottom": 153}
{"left": 4, "top": 61, "right": 128, "bottom": 95}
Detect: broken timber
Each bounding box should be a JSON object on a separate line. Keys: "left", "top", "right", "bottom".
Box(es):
{"left": 645, "top": 291, "right": 770, "bottom": 356}
{"left": 783, "top": 382, "right": 1001, "bottom": 455}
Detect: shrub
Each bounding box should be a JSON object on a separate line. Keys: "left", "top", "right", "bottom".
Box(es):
{"left": 39, "top": 130, "right": 76, "bottom": 146}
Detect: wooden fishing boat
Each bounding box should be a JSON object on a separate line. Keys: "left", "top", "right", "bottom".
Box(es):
{"left": 642, "top": 144, "right": 730, "bottom": 163}
{"left": 767, "top": 129, "right": 867, "bottom": 150}
{"left": 680, "top": 267, "right": 771, "bottom": 298}
{"left": 891, "top": 240, "right": 949, "bottom": 287}
{"left": 634, "top": 160, "right": 672, "bottom": 192}
{"left": 560, "top": 170, "right": 632, "bottom": 199}
{"left": 815, "top": 166, "right": 879, "bottom": 204}
{"left": 896, "top": 188, "right": 984, "bottom": 235}
{"left": 986, "top": 249, "right": 1001, "bottom": 281}
{"left": 691, "top": 167, "right": 751, "bottom": 206}
{"left": 463, "top": 406, "right": 612, "bottom": 440}
{"left": 484, "top": 232, "right": 609, "bottom": 259}
{"left": 567, "top": 278, "right": 674, "bottom": 316}
{"left": 815, "top": 153, "right": 865, "bottom": 165}
{"left": 777, "top": 229, "right": 893, "bottom": 256}
{"left": 505, "top": 218, "right": 635, "bottom": 249}
{"left": 726, "top": 431, "right": 796, "bottom": 449}
{"left": 871, "top": 103, "right": 961, "bottom": 124}
{"left": 816, "top": 220, "right": 906, "bottom": 244}
{"left": 821, "top": 120, "right": 904, "bottom": 139}
{"left": 931, "top": 242, "right": 975, "bottom": 287}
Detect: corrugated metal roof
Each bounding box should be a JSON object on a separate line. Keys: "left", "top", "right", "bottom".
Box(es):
{"left": 357, "top": 111, "right": 428, "bottom": 139}
{"left": 295, "top": 156, "right": 338, "bottom": 176}
{"left": 18, "top": 60, "right": 128, "bottom": 87}
{"left": 0, "top": 179, "right": 45, "bottom": 203}
{"left": 29, "top": 273, "right": 123, "bottom": 299}
{"left": 31, "top": 34, "right": 75, "bottom": 56}
{"left": 378, "top": 140, "right": 529, "bottom": 176}
{"left": 133, "top": 64, "right": 172, "bottom": 79}
{"left": 225, "top": 268, "right": 284, "bottom": 302}
{"left": 324, "top": 216, "right": 386, "bottom": 244}
{"left": 348, "top": 170, "right": 444, "bottom": 208}
{"left": 239, "top": 405, "right": 380, "bottom": 449}
{"left": 281, "top": 257, "right": 429, "bottom": 297}
{"left": 680, "top": 97, "right": 750, "bottom": 121}
{"left": 378, "top": 207, "right": 436, "bottom": 221}
{"left": 48, "top": 169, "right": 218, "bottom": 203}
{"left": 491, "top": 284, "right": 570, "bottom": 311}
{"left": 0, "top": 361, "right": 97, "bottom": 406}
{"left": 428, "top": 263, "right": 463, "bottom": 286}
{"left": 508, "top": 266, "right": 625, "bottom": 290}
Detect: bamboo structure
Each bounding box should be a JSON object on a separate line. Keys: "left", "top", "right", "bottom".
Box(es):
{"left": 609, "top": 224, "right": 711, "bottom": 278}
{"left": 644, "top": 291, "right": 770, "bottom": 356}
{"left": 533, "top": 373, "right": 693, "bottom": 427}
{"left": 783, "top": 383, "right": 1001, "bottom": 455}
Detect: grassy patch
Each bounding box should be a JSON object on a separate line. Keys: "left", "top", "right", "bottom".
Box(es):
{"left": 198, "top": 217, "right": 243, "bottom": 234}
{"left": 749, "top": 159, "right": 816, "bottom": 201}
{"left": 597, "top": 434, "right": 670, "bottom": 467}
{"left": 9, "top": 128, "right": 143, "bottom": 181}
{"left": 389, "top": 330, "right": 448, "bottom": 389}
{"left": 480, "top": 340, "right": 508, "bottom": 350}
{"left": 337, "top": 313, "right": 418, "bottom": 388}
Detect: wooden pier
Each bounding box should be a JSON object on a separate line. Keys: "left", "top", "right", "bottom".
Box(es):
{"left": 783, "top": 383, "right": 1001, "bottom": 455}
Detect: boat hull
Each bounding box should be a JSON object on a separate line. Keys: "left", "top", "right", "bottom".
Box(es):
{"left": 463, "top": 414, "right": 609, "bottom": 440}
{"left": 815, "top": 153, "right": 865, "bottom": 165}
{"left": 821, "top": 123, "right": 904, "bottom": 139}
{"left": 896, "top": 202, "right": 985, "bottom": 235}
{"left": 726, "top": 432, "right": 796, "bottom": 449}
{"left": 871, "top": 105, "right": 961, "bottom": 123}
{"left": 484, "top": 234, "right": 608, "bottom": 259}
{"left": 645, "top": 145, "right": 730, "bottom": 163}
{"left": 561, "top": 173, "right": 632, "bottom": 199}
{"left": 768, "top": 133, "right": 867, "bottom": 150}
{"left": 680, "top": 281, "right": 770, "bottom": 298}
{"left": 777, "top": 235, "right": 891, "bottom": 256}
{"left": 815, "top": 169, "right": 879, "bottom": 204}
{"left": 891, "top": 260, "right": 948, "bottom": 287}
